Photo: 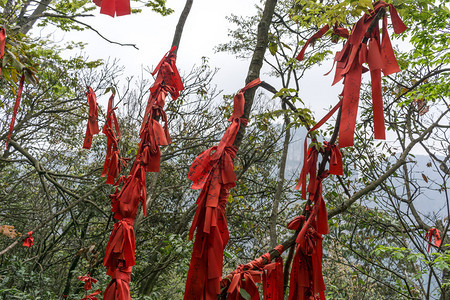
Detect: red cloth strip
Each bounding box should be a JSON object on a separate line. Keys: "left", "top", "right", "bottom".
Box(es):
{"left": 83, "top": 87, "right": 100, "bottom": 149}
{"left": 103, "top": 219, "right": 136, "bottom": 272}
{"left": 184, "top": 80, "right": 260, "bottom": 300}
{"left": 101, "top": 94, "right": 127, "bottom": 184}
{"left": 296, "top": 25, "right": 330, "bottom": 61}
{"left": 425, "top": 228, "right": 442, "bottom": 252}
{"left": 6, "top": 73, "right": 25, "bottom": 149}
{"left": 0, "top": 27, "right": 6, "bottom": 75}
{"left": 93, "top": 0, "right": 130, "bottom": 17}
{"left": 80, "top": 289, "right": 101, "bottom": 300}
{"left": 78, "top": 273, "right": 98, "bottom": 291}
{"left": 22, "top": 231, "right": 33, "bottom": 247}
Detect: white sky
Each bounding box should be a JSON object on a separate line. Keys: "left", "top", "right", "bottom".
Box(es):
{"left": 38, "top": 0, "right": 429, "bottom": 155}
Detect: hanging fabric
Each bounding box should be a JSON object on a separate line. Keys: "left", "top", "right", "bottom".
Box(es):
{"left": 6, "top": 73, "right": 25, "bottom": 149}
{"left": 425, "top": 228, "right": 442, "bottom": 252}
{"left": 0, "top": 27, "right": 6, "bottom": 76}
{"left": 184, "top": 79, "right": 261, "bottom": 300}
{"left": 83, "top": 87, "right": 100, "bottom": 149}
{"left": 101, "top": 93, "right": 129, "bottom": 184}
{"left": 22, "top": 231, "right": 34, "bottom": 247}
{"left": 296, "top": 1, "right": 406, "bottom": 147}
{"left": 93, "top": 0, "right": 130, "bottom": 17}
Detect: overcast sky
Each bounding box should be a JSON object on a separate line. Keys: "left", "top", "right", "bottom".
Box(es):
{"left": 37, "top": 0, "right": 426, "bottom": 154}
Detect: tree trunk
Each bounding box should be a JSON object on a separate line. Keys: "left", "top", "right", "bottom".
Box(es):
{"left": 269, "top": 103, "right": 290, "bottom": 248}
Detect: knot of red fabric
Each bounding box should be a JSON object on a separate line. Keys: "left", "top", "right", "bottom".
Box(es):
{"left": 82, "top": 87, "right": 100, "bottom": 149}
{"left": 22, "top": 231, "right": 33, "bottom": 248}
{"left": 110, "top": 164, "right": 147, "bottom": 220}
{"left": 103, "top": 267, "right": 131, "bottom": 300}
{"left": 223, "top": 264, "right": 262, "bottom": 300}
{"left": 152, "top": 46, "right": 184, "bottom": 100}
{"left": 228, "top": 78, "right": 261, "bottom": 121}
{"left": 425, "top": 228, "right": 442, "bottom": 252}
{"left": 93, "top": 0, "right": 130, "bottom": 17}
{"left": 323, "top": 141, "right": 343, "bottom": 175}
{"left": 78, "top": 273, "right": 98, "bottom": 291}
{"left": 274, "top": 244, "right": 284, "bottom": 256}
{"left": 287, "top": 215, "right": 306, "bottom": 231}
{"left": 103, "top": 220, "right": 136, "bottom": 273}
{"left": 79, "top": 289, "right": 101, "bottom": 300}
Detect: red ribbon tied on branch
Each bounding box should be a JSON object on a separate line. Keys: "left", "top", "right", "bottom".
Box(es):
{"left": 93, "top": 0, "right": 130, "bottom": 17}
{"left": 22, "top": 231, "right": 33, "bottom": 247}
{"left": 103, "top": 266, "right": 132, "bottom": 300}
{"left": 83, "top": 87, "right": 100, "bottom": 150}
{"left": 0, "top": 27, "right": 6, "bottom": 75}
{"left": 79, "top": 289, "right": 101, "bottom": 300}
{"left": 425, "top": 228, "right": 442, "bottom": 252}
{"left": 101, "top": 93, "right": 129, "bottom": 184}
{"left": 262, "top": 250, "right": 284, "bottom": 300}
{"left": 152, "top": 46, "right": 184, "bottom": 100}
{"left": 222, "top": 264, "right": 263, "bottom": 300}
{"left": 184, "top": 79, "right": 261, "bottom": 300}
{"left": 78, "top": 273, "right": 98, "bottom": 291}
{"left": 6, "top": 73, "right": 25, "bottom": 149}
{"left": 296, "top": 1, "right": 407, "bottom": 147}
{"left": 288, "top": 223, "right": 325, "bottom": 300}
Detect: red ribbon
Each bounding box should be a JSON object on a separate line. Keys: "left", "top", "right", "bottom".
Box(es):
{"left": 6, "top": 73, "right": 25, "bottom": 149}
{"left": 101, "top": 94, "right": 128, "bottom": 184}
{"left": 109, "top": 164, "right": 147, "bottom": 220}
{"left": 263, "top": 255, "right": 284, "bottom": 300}
{"left": 152, "top": 46, "right": 184, "bottom": 100}
{"left": 83, "top": 87, "right": 100, "bottom": 149}
{"left": 78, "top": 273, "right": 98, "bottom": 291}
{"left": 228, "top": 78, "right": 262, "bottom": 121}
{"left": 22, "top": 231, "right": 33, "bottom": 248}
{"left": 296, "top": 25, "right": 330, "bottom": 61}
{"left": 288, "top": 223, "right": 325, "bottom": 300}
{"left": 425, "top": 228, "right": 442, "bottom": 252}
{"left": 297, "top": 2, "right": 406, "bottom": 148}
{"left": 103, "top": 219, "right": 136, "bottom": 273}
{"left": 222, "top": 264, "right": 262, "bottom": 300}
{"left": 93, "top": 0, "right": 130, "bottom": 17}
{"left": 295, "top": 99, "right": 342, "bottom": 198}
{"left": 103, "top": 267, "right": 131, "bottom": 300}
{"left": 0, "top": 27, "right": 6, "bottom": 76}
{"left": 80, "top": 289, "right": 101, "bottom": 300}
{"left": 184, "top": 80, "right": 261, "bottom": 300}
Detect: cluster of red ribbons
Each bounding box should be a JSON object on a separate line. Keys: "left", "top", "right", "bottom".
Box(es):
{"left": 102, "top": 47, "right": 183, "bottom": 300}
{"left": 83, "top": 87, "right": 100, "bottom": 150}
{"left": 93, "top": 0, "right": 130, "bottom": 17}
{"left": 138, "top": 46, "right": 183, "bottom": 173}
{"left": 220, "top": 245, "right": 284, "bottom": 300}
{"left": 425, "top": 228, "right": 442, "bottom": 252}
{"left": 22, "top": 231, "right": 34, "bottom": 248}
{"left": 78, "top": 273, "right": 98, "bottom": 291}
{"left": 101, "top": 93, "right": 129, "bottom": 184}
{"left": 297, "top": 1, "right": 407, "bottom": 148}
{"left": 288, "top": 79, "right": 346, "bottom": 300}
{"left": 184, "top": 79, "right": 261, "bottom": 299}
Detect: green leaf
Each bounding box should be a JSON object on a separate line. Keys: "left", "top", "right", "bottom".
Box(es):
{"left": 239, "top": 288, "right": 251, "bottom": 300}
